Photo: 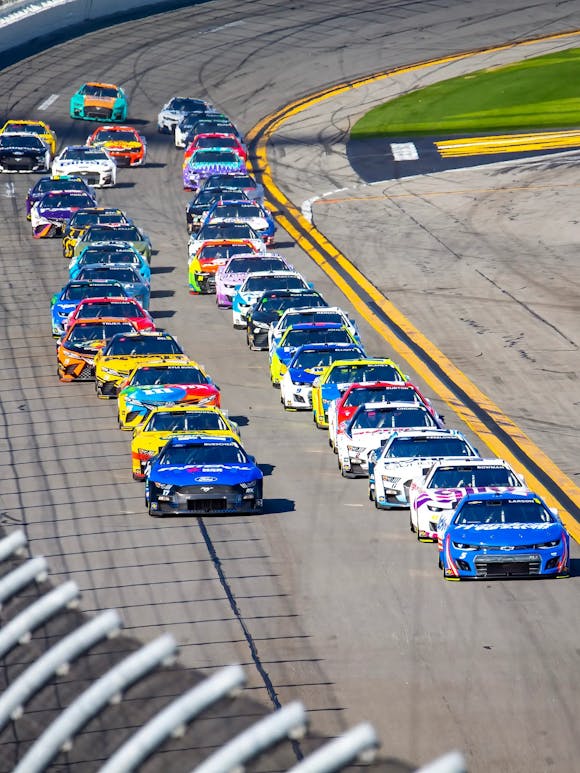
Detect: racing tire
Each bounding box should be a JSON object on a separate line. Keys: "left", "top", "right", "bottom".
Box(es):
{"left": 438, "top": 556, "right": 443, "bottom": 570}
{"left": 410, "top": 514, "right": 416, "bottom": 533}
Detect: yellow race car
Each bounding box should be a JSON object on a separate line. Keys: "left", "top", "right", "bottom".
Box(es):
{"left": 130, "top": 404, "right": 240, "bottom": 479}
{"left": 62, "top": 207, "right": 129, "bottom": 259}
{"left": 94, "top": 331, "right": 188, "bottom": 398}
{"left": 117, "top": 360, "right": 221, "bottom": 430}
{"left": 0, "top": 119, "right": 57, "bottom": 156}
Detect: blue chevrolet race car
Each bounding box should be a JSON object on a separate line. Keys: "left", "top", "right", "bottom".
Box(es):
{"left": 50, "top": 279, "right": 129, "bottom": 336}
{"left": 437, "top": 490, "right": 570, "bottom": 581}
{"left": 145, "top": 435, "right": 263, "bottom": 516}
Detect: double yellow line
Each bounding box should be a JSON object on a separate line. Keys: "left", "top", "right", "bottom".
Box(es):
{"left": 437, "top": 130, "right": 580, "bottom": 157}
{"left": 247, "top": 30, "right": 580, "bottom": 543}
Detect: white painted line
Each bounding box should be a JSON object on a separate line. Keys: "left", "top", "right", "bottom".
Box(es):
{"left": 3, "top": 182, "right": 15, "bottom": 198}
{"left": 37, "top": 93, "right": 59, "bottom": 111}
{"left": 344, "top": 503, "right": 365, "bottom": 507}
{"left": 390, "top": 142, "right": 418, "bottom": 161}
{"left": 207, "top": 20, "right": 244, "bottom": 33}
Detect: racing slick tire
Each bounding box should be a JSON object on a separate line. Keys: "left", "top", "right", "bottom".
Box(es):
{"left": 410, "top": 514, "right": 416, "bottom": 533}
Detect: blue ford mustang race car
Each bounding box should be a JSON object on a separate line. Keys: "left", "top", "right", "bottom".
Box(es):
{"left": 145, "top": 435, "right": 263, "bottom": 516}
{"left": 437, "top": 491, "right": 570, "bottom": 580}
{"left": 50, "top": 279, "right": 129, "bottom": 336}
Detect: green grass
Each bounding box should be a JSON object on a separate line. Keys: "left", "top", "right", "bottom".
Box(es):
{"left": 351, "top": 48, "right": 580, "bottom": 139}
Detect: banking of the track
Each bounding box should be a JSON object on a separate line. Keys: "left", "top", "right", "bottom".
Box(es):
{"left": 246, "top": 28, "right": 580, "bottom": 543}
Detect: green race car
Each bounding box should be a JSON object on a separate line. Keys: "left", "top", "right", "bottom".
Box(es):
{"left": 70, "top": 82, "right": 128, "bottom": 122}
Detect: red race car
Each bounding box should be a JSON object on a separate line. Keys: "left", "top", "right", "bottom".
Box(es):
{"left": 183, "top": 132, "right": 247, "bottom": 167}
{"left": 86, "top": 125, "right": 146, "bottom": 166}
{"left": 65, "top": 296, "right": 155, "bottom": 333}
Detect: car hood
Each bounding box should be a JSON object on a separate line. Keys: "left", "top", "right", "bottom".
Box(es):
{"left": 449, "top": 521, "right": 563, "bottom": 548}
{"left": 417, "top": 486, "right": 527, "bottom": 509}
{"left": 288, "top": 366, "right": 323, "bottom": 383}
{"left": 151, "top": 463, "right": 262, "bottom": 486}
{"left": 83, "top": 96, "right": 116, "bottom": 108}
{"left": 124, "top": 384, "right": 218, "bottom": 405}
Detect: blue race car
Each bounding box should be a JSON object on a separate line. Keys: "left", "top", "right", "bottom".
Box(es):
{"left": 70, "top": 242, "right": 151, "bottom": 285}
{"left": 50, "top": 279, "right": 129, "bottom": 336}
{"left": 25, "top": 175, "right": 95, "bottom": 219}
{"left": 75, "top": 265, "right": 150, "bottom": 309}
{"left": 145, "top": 435, "right": 263, "bottom": 516}
{"left": 438, "top": 490, "right": 570, "bottom": 581}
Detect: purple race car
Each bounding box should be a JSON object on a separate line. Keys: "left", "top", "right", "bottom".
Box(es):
{"left": 30, "top": 189, "right": 97, "bottom": 238}
{"left": 25, "top": 175, "right": 95, "bottom": 219}
{"left": 183, "top": 148, "right": 246, "bottom": 191}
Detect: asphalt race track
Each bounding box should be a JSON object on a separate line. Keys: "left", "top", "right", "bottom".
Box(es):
{"left": 1, "top": 1, "right": 580, "bottom": 771}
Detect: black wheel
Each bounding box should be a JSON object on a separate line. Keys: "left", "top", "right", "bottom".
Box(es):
{"left": 410, "top": 514, "right": 416, "bottom": 533}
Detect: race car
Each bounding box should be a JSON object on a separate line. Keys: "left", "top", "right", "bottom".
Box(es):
{"left": 131, "top": 405, "right": 240, "bottom": 480}
{"left": 201, "top": 173, "right": 264, "bottom": 204}
{"left": 86, "top": 125, "right": 146, "bottom": 166}
{"left": 188, "top": 239, "right": 259, "bottom": 295}
{"left": 311, "top": 358, "right": 408, "bottom": 429}
{"left": 215, "top": 253, "right": 289, "bottom": 308}
{"left": 337, "top": 405, "right": 446, "bottom": 479}
{"left": 409, "top": 458, "right": 526, "bottom": 542}
{"left": 184, "top": 117, "right": 242, "bottom": 148}
{"left": 26, "top": 175, "right": 95, "bottom": 219}
{"left": 145, "top": 435, "right": 263, "bottom": 516}
{"left": 200, "top": 199, "right": 276, "bottom": 246}
{"left": 64, "top": 297, "right": 155, "bottom": 333}
{"left": 188, "top": 221, "right": 265, "bottom": 262}
{"left": 62, "top": 208, "right": 130, "bottom": 258}
{"left": 369, "top": 428, "right": 479, "bottom": 505}
{"left": 52, "top": 145, "right": 116, "bottom": 187}
{"left": 94, "top": 331, "right": 187, "bottom": 398}
{"left": 437, "top": 491, "right": 569, "bottom": 580}
{"left": 70, "top": 242, "right": 150, "bottom": 285}
{"left": 50, "top": 279, "right": 129, "bottom": 337}
{"left": 117, "top": 361, "right": 220, "bottom": 431}
{"left": 246, "top": 290, "right": 328, "bottom": 350}
{"left": 183, "top": 133, "right": 247, "bottom": 165}
{"left": 268, "top": 307, "right": 358, "bottom": 353}
{"left": 30, "top": 190, "right": 97, "bottom": 239}
{"left": 70, "top": 82, "right": 128, "bottom": 122}
{"left": 56, "top": 318, "right": 137, "bottom": 382}
{"left": 269, "top": 322, "right": 361, "bottom": 386}
{"left": 173, "top": 108, "right": 223, "bottom": 147}
{"left": 76, "top": 265, "right": 150, "bottom": 309}
{"left": 280, "top": 344, "right": 365, "bottom": 411}
{"left": 186, "top": 188, "right": 249, "bottom": 233}
{"left": 183, "top": 149, "right": 247, "bottom": 191}
{"left": 157, "top": 97, "right": 213, "bottom": 134}
{"left": 328, "top": 380, "right": 440, "bottom": 452}
{"left": 0, "top": 133, "right": 50, "bottom": 173}
{"left": 233, "top": 272, "right": 312, "bottom": 330}
{"left": 0, "top": 119, "right": 57, "bottom": 156}
{"left": 73, "top": 223, "right": 152, "bottom": 262}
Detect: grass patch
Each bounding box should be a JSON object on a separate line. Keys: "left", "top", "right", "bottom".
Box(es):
{"left": 351, "top": 48, "right": 580, "bottom": 139}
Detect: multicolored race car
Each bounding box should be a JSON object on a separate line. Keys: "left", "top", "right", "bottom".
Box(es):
{"left": 62, "top": 208, "right": 130, "bottom": 258}
{"left": 246, "top": 290, "right": 328, "bottom": 350}
{"left": 64, "top": 297, "right": 155, "bottom": 334}
{"left": 131, "top": 405, "right": 240, "bottom": 480}
{"left": 26, "top": 175, "right": 95, "bottom": 219}
{"left": 183, "top": 148, "right": 246, "bottom": 191}
{"left": 50, "top": 279, "right": 129, "bottom": 337}
{"left": 70, "top": 82, "right": 128, "bottom": 122}
{"left": 30, "top": 190, "right": 97, "bottom": 238}
{"left": 145, "top": 435, "right": 263, "bottom": 516}
{"left": 183, "top": 132, "right": 247, "bottom": 165}
{"left": 201, "top": 199, "right": 276, "bottom": 246}
{"left": 188, "top": 240, "right": 260, "bottom": 294}
{"left": 214, "top": 253, "right": 288, "bottom": 308}
{"left": 86, "top": 125, "right": 146, "bottom": 167}
{"left": 69, "top": 242, "right": 150, "bottom": 285}
{"left": 117, "top": 361, "right": 220, "bottom": 431}
{"left": 56, "top": 318, "right": 137, "bottom": 382}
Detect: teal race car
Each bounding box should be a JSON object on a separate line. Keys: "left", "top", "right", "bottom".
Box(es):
{"left": 70, "top": 82, "right": 128, "bottom": 122}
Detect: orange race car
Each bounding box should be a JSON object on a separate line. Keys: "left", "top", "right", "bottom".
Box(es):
{"left": 56, "top": 317, "right": 138, "bottom": 382}
{"left": 188, "top": 239, "right": 261, "bottom": 294}
{"left": 86, "top": 125, "right": 146, "bottom": 167}
{"left": 70, "top": 82, "right": 128, "bottom": 122}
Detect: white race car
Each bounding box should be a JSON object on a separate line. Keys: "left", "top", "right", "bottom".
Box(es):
{"left": 336, "top": 402, "right": 443, "bottom": 479}
{"left": 157, "top": 97, "right": 212, "bottom": 134}
{"left": 188, "top": 223, "right": 265, "bottom": 261}
{"left": 268, "top": 306, "right": 358, "bottom": 354}
{"left": 408, "top": 458, "right": 526, "bottom": 542}
{"left": 52, "top": 145, "right": 116, "bottom": 187}
{"left": 369, "top": 428, "right": 479, "bottom": 508}
{"left": 232, "top": 271, "right": 311, "bottom": 329}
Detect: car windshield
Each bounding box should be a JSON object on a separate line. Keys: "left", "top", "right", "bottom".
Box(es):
{"left": 76, "top": 301, "right": 141, "bottom": 319}
{"left": 66, "top": 321, "right": 133, "bottom": 344}
{"left": 206, "top": 174, "right": 255, "bottom": 189}
{"left": 61, "top": 283, "right": 126, "bottom": 300}
{"left": 227, "top": 258, "right": 286, "bottom": 274}
{"left": 326, "top": 363, "right": 402, "bottom": 384}
{"left": 282, "top": 311, "right": 343, "bottom": 328}
{"left": 386, "top": 436, "right": 472, "bottom": 458}
{"left": 94, "top": 130, "right": 138, "bottom": 142}
{"left": 455, "top": 499, "right": 554, "bottom": 526}
{"left": 345, "top": 386, "right": 418, "bottom": 407}
{"left": 211, "top": 203, "right": 262, "bottom": 219}
{"left": 6, "top": 122, "right": 46, "bottom": 134}
{"left": 293, "top": 348, "right": 361, "bottom": 369}
{"left": 197, "top": 136, "right": 238, "bottom": 150}
{"left": 282, "top": 328, "right": 351, "bottom": 347}
{"left": 80, "top": 243, "right": 134, "bottom": 258}
{"left": 192, "top": 121, "right": 236, "bottom": 136}
{"left": 147, "top": 411, "right": 228, "bottom": 432}
{"left": 69, "top": 210, "right": 124, "bottom": 226}
{"left": 201, "top": 223, "right": 256, "bottom": 241}
{"left": 257, "top": 295, "right": 313, "bottom": 312}
{"left": 130, "top": 366, "right": 207, "bottom": 386}
{"left": 244, "top": 276, "right": 305, "bottom": 293}
{"left": 78, "top": 267, "right": 141, "bottom": 283}
{"left": 179, "top": 111, "right": 209, "bottom": 129}
{"left": 77, "top": 253, "right": 140, "bottom": 269}
{"left": 85, "top": 226, "right": 141, "bottom": 241}
{"left": 0, "top": 135, "right": 44, "bottom": 149}
{"left": 199, "top": 244, "right": 251, "bottom": 260}
{"left": 40, "top": 192, "right": 94, "bottom": 209}
{"left": 170, "top": 98, "right": 208, "bottom": 112}
{"left": 61, "top": 147, "right": 108, "bottom": 160}
{"left": 34, "top": 178, "right": 87, "bottom": 195}
{"left": 82, "top": 85, "right": 119, "bottom": 98}
{"left": 159, "top": 443, "right": 248, "bottom": 466}
{"left": 429, "top": 466, "right": 522, "bottom": 489}
{"left": 104, "top": 336, "right": 183, "bottom": 356}
{"left": 191, "top": 149, "right": 239, "bottom": 164}
{"left": 352, "top": 407, "right": 435, "bottom": 431}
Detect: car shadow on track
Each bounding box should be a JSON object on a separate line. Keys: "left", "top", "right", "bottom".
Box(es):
{"left": 150, "top": 265, "right": 175, "bottom": 274}
{"left": 150, "top": 310, "right": 175, "bottom": 319}
{"left": 230, "top": 415, "right": 249, "bottom": 427}
{"left": 258, "top": 463, "right": 275, "bottom": 476}
{"left": 150, "top": 289, "right": 175, "bottom": 299}
{"left": 273, "top": 240, "right": 295, "bottom": 250}
{"left": 114, "top": 182, "right": 136, "bottom": 189}
{"left": 262, "top": 498, "right": 295, "bottom": 515}
{"left": 569, "top": 558, "right": 580, "bottom": 578}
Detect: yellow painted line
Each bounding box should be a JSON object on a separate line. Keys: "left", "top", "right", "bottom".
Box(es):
{"left": 437, "top": 130, "right": 580, "bottom": 157}
{"left": 247, "top": 30, "right": 580, "bottom": 543}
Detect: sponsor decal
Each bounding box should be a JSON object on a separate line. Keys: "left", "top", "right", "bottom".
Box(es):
{"left": 195, "top": 476, "right": 218, "bottom": 483}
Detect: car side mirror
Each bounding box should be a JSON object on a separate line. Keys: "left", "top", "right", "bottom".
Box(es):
{"left": 549, "top": 506, "right": 559, "bottom": 517}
